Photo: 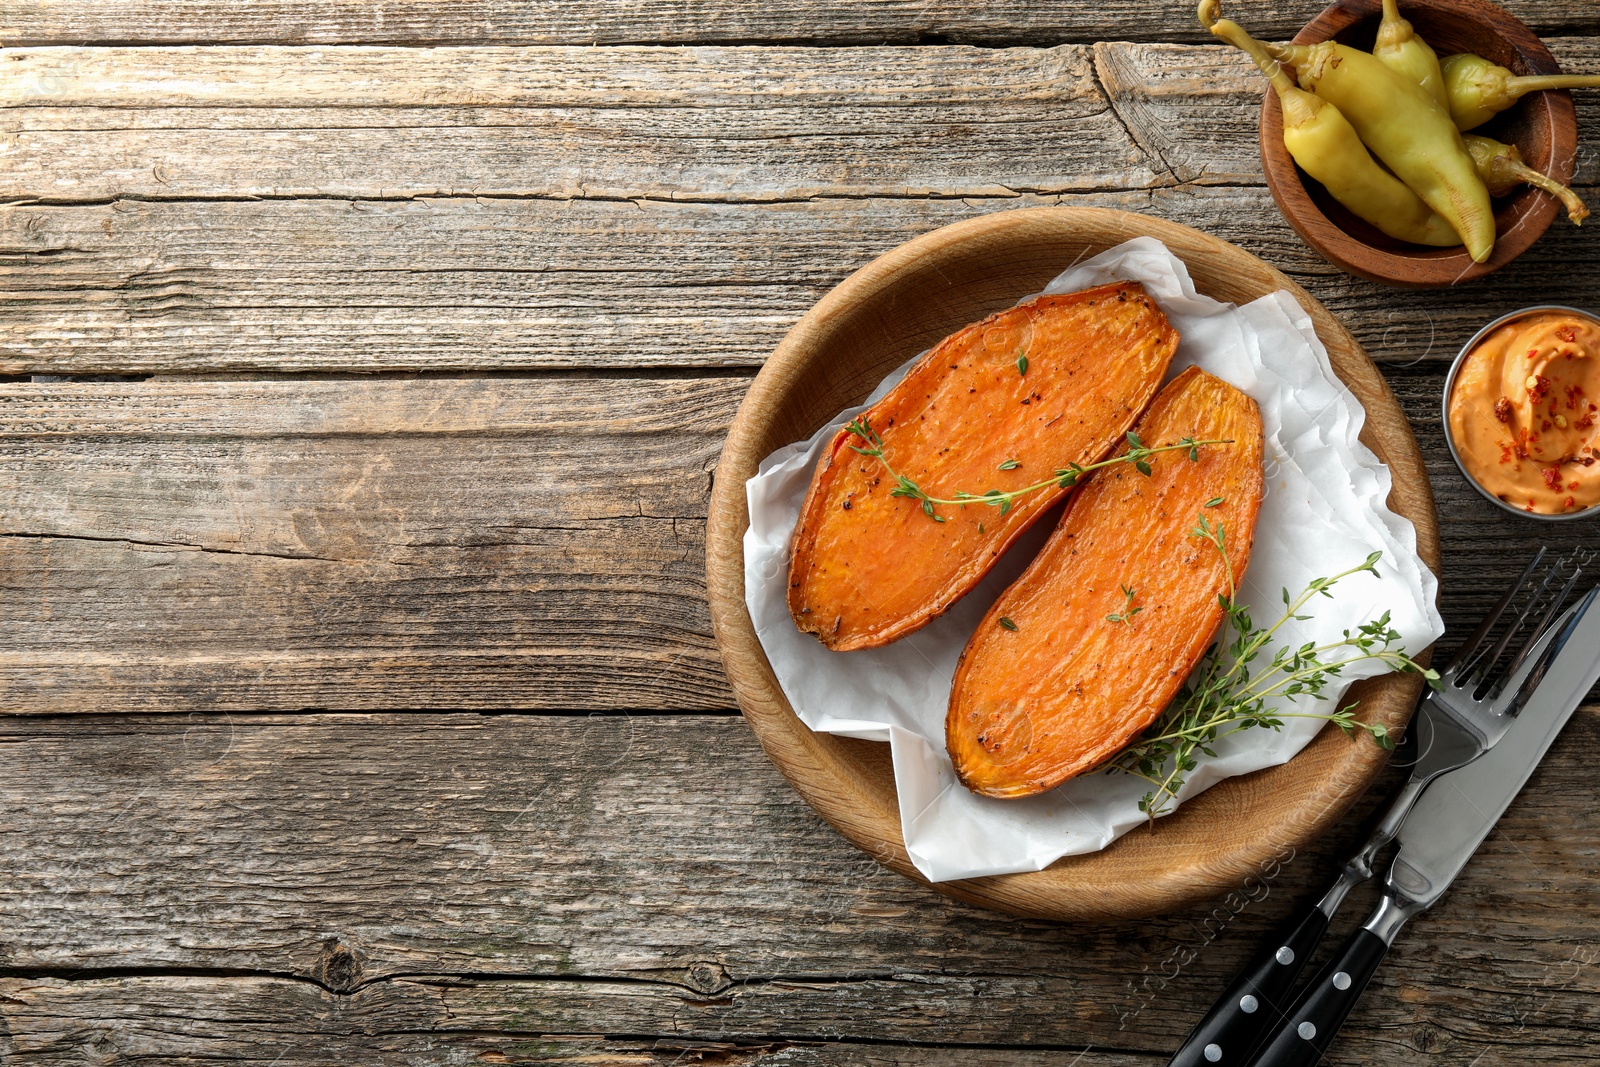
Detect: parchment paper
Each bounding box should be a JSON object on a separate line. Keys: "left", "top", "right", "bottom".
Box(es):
{"left": 743, "top": 237, "right": 1444, "bottom": 882}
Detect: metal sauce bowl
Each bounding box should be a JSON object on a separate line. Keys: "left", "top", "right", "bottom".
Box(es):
{"left": 1442, "top": 304, "right": 1600, "bottom": 522}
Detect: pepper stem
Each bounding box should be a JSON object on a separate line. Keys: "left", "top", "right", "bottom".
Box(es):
{"left": 1199, "top": 0, "right": 1299, "bottom": 101}
{"left": 1506, "top": 74, "right": 1600, "bottom": 95}
{"left": 1495, "top": 157, "right": 1589, "bottom": 225}
{"left": 1377, "top": 0, "right": 1410, "bottom": 45}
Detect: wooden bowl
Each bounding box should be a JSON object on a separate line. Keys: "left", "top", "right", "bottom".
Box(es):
{"left": 705, "top": 207, "right": 1441, "bottom": 920}
{"left": 1260, "top": 0, "right": 1578, "bottom": 287}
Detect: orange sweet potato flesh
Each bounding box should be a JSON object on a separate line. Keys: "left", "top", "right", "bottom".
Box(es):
{"left": 946, "top": 367, "right": 1264, "bottom": 799}
{"left": 787, "top": 282, "right": 1178, "bottom": 651}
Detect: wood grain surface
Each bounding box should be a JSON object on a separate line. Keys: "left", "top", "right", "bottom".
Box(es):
{"left": 4, "top": 0, "right": 1600, "bottom": 1060}
{"left": 4, "top": 0, "right": 1599, "bottom": 45}
{"left": 0, "top": 712, "right": 1596, "bottom": 1062}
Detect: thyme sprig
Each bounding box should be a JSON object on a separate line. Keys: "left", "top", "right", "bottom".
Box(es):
{"left": 1107, "top": 585, "right": 1142, "bottom": 627}
{"left": 1107, "top": 538, "right": 1440, "bottom": 820}
{"left": 843, "top": 416, "right": 1231, "bottom": 522}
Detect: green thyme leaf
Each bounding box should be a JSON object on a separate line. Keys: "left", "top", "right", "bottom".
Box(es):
{"left": 998, "top": 616, "right": 1018, "bottom": 632}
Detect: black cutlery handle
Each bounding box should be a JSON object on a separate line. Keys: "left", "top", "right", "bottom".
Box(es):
{"left": 1243, "top": 929, "right": 1390, "bottom": 1067}
{"left": 1165, "top": 903, "right": 1331, "bottom": 1066}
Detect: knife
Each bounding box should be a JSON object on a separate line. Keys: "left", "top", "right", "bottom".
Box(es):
{"left": 1243, "top": 584, "right": 1600, "bottom": 1066}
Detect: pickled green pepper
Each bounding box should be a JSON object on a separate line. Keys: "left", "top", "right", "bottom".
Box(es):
{"left": 1202, "top": 0, "right": 1457, "bottom": 246}
{"left": 1259, "top": 30, "right": 1496, "bottom": 261}
{"left": 1441, "top": 52, "right": 1600, "bottom": 131}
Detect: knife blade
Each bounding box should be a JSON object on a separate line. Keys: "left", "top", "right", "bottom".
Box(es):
{"left": 1388, "top": 586, "right": 1600, "bottom": 908}
{"left": 1244, "top": 585, "right": 1600, "bottom": 1067}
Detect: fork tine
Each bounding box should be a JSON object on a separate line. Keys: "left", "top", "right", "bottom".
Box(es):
{"left": 1462, "top": 552, "right": 1573, "bottom": 686}
{"left": 1492, "top": 559, "right": 1584, "bottom": 697}
{"left": 1443, "top": 548, "right": 1545, "bottom": 675}
{"left": 1463, "top": 553, "right": 1568, "bottom": 681}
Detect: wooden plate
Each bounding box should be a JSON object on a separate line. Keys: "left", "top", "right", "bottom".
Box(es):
{"left": 704, "top": 207, "right": 1440, "bottom": 920}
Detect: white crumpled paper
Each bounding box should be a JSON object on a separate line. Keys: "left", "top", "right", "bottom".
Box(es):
{"left": 743, "top": 236, "right": 1444, "bottom": 883}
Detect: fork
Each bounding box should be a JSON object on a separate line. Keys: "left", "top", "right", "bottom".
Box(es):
{"left": 1166, "top": 548, "right": 1588, "bottom": 1067}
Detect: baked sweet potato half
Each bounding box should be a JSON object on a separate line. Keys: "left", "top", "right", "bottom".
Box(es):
{"left": 787, "top": 281, "right": 1179, "bottom": 651}
{"left": 946, "top": 367, "right": 1264, "bottom": 799}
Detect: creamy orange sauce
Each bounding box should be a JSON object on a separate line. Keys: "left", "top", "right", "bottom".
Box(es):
{"left": 1448, "top": 311, "right": 1600, "bottom": 515}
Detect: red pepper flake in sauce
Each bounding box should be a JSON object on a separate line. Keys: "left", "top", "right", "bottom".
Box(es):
{"left": 1494, "top": 397, "right": 1514, "bottom": 422}
{"left": 1542, "top": 466, "right": 1564, "bottom": 490}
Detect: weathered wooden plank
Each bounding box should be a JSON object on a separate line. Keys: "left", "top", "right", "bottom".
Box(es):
{"left": 4, "top": 0, "right": 1598, "bottom": 46}
{"left": 8, "top": 976, "right": 1589, "bottom": 1067}
{"left": 0, "top": 368, "right": 1594, "bottom": 714}
{"left": 0, "top": 712, "right": 1595, "bottom": 1064}
{"left": 1, "top": 45, "right": 1162, "bottom": 202}
{"left": 0, "top": 377, "right": 738, "bottom": 712}
{"left": 2, "top": 42, "right": 1100, "bottom": 107}
{"left": 7, "top": 190, "right": 1600, "bottom": 375}
{"left": 0, "top": 979, "right": 1592, "bottom": 1067}
{"left": 11, "top": 41, "right": 1600, "bottom": 203}
{"left": 0, "top": 988, "right": 1157, "bottom": 1067}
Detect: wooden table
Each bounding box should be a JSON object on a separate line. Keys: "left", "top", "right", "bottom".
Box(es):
{"left": 2, "top": 1, "right": 1598, "bottom": 1062}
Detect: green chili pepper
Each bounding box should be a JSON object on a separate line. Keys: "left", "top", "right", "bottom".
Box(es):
{"left": 1366, "top": 19, "right": 1587, "bottom": 229}
{"left": 1440, "top": 52, "right": 1600, "bottom": 131}
{"left": 1202, "top": 0, "right": 1457, "bottom": 247}
{"left": 1372, "top": 0, "right": 1447, "bottom": 107}
{"left": 1463, "top": 134, "right": 1588, "bottom": 225}
{"left": 1258, "top": 28, "right": 1496, "bottom": 262}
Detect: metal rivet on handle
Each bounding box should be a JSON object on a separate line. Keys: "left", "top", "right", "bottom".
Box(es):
{"left": 1298, "top": 1022, "right": 1317, "bottom": 1040}
{"left": 1239, "top": 994, "right": 1258, "bottom": 1013}
{"left": 1332, "top": 971, "right": 1352, "bottom": 991}
{"left": 1275, "top": 946, "right": 1295, "bottom": 965}
{"left": 1204, "top": 1044, "right": 1222, "bottom": 1062}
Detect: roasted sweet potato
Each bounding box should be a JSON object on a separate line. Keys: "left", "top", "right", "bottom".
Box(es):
{"left": 787, "top": 281, "right": 1179, "bottom": 651}
{"left": 946, "top": 367, "right": 1264, "bottom": 799}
